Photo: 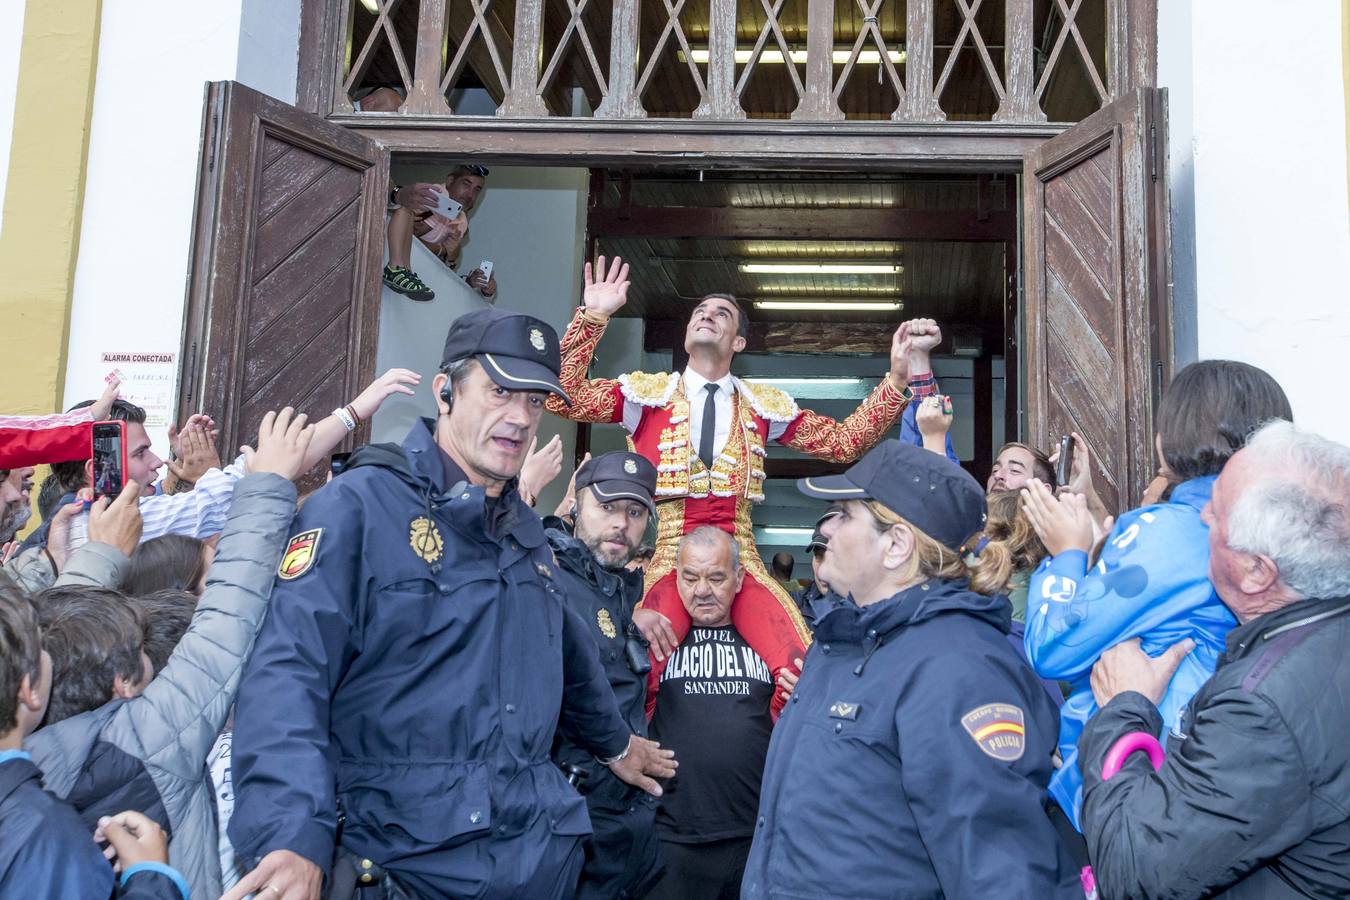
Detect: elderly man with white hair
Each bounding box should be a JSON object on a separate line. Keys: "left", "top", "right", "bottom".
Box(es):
{"left": 1078, "top": 420, "right": 1350, "bottom": 899}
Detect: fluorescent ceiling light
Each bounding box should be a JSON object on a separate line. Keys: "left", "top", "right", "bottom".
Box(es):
{"left": 755, "top": 301, "right": 901, "bottom": 311}
{"left": 763, "top": 527, "right": 817, "bottom": 537}
{"left": 740, "top": 262, "right": 900, "bottom": 275}
{"left": 358, "top": 0, "right": 381, "bottom": 12}
{"left": 681, "top": 49, "right": 905, "bottom": 65}
{"left": 758, "top": 283, "right": 899, "bottom": 295}
{"left": 743, "top": 377, "right": 861, "bottom": 386}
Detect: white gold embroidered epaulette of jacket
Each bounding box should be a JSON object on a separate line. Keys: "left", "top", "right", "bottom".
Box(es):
{"left": 618, "top": 371, "right": 680, "bottom": 407}
{"left": 738, "top": 380, "right": 800, "bottom": 423}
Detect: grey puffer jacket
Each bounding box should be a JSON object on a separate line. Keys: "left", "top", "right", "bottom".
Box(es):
{"left": 26, "top": 472, "right": 297, "bottom": 899}
{"left": 2, "top": 537, "right": 130, "bottom": 593}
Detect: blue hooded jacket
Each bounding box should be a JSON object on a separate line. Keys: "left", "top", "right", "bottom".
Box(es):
{"left": 0, "top": 752, "right": 188, "bottom": 899}
{"left": 1024, "top": 475, "right": 1236, "bottom": 829}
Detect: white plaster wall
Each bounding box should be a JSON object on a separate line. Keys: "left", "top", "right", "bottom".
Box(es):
{"left": 61, "top": 0, "right": 301, "bottom": 455}
{"left": 371, "top": 240, "right": 490, "bottom": 444}
{"left": 0, "top": 0, "right": 28, "bottom": 234}
{"left": 238, "top": 0, "right": 301, "bottom": 103}
{"left": 379, "top": 163, "right": 590, "bottom": 512}
{"left": 1161, "top": 0, "right": 1350, "bottom": 444}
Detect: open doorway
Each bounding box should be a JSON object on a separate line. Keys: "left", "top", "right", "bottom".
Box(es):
{"left": 367, "top": 161, "right": 1018, "bottom": 578}
{"left": 178, "top": 82, "right": 1167, "bottom": 531}
{"left": 587, "top": 169, "right": 1015, "bottom": 579}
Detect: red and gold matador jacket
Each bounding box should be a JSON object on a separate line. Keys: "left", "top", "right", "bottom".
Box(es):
{"left": 547, "top": 308, "right": 921, "bottom": 718}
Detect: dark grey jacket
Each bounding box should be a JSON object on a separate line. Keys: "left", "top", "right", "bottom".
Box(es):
{"left": 26, "top": 473, "right": 298, "bottom": 900}
{"left": 1080, "top": 595, "right": 1350, "bottom": 899}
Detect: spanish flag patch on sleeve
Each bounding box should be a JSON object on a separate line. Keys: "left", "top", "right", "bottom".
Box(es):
{"left": 960, "top": 703, "right": 1026, "bottom": 761}
{"left": 278, "top": 528, "right": 323, "bottom": 581}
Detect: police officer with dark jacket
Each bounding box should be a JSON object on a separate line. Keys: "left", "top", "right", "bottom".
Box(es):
{"left": 226, "top": 309, "right": 677, "bottom": 900}
{"left": 1078, "top": 422, "right": 1350, "bottom": 899}
{"left": 547, "top": 451, "right": 666, "bottom": 899}
{"left": 742, "top": 441, "right": 1081, "bottom": 899}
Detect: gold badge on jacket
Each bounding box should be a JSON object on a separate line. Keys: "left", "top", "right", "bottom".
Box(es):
{"left": 596, "top": 608, "right": 618, "bottom": 639}
{"left": 409, "top": 516, "right": 444, "bottom": 563}
{"left": 278, "top": 529, "right": 322, "bottom": 580}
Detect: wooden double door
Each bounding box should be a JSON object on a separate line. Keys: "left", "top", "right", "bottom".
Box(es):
{"left": 178, "top": 81, "right": 1171, "bottom": 509}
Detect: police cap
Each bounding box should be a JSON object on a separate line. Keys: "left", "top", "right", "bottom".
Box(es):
{"left": 575, "top": 451, "right": 657, "bottom": 516}
{"left": 440, "top": 308, "right": 570, "bottom": 404}
{"left": 797, "top": 439, "right": 987, "bottom": 549}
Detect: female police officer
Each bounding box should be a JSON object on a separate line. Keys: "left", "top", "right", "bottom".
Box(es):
{"left": 742, "top": 440, "right": 1081, "bottom": 899}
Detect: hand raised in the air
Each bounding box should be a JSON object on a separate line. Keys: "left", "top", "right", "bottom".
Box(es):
{"left": 904, "top": 318, "right": 943, "bottom": 354}
{"left": 583, "top": 255, "right": 630, "bottom": 317}
{"left": 887, "top": 321, "right": 913, "bottom": 388}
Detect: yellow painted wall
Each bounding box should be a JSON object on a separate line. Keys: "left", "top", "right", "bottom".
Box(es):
{"left": 1344, "top": 0, "right": 1349, "bottom": 212}
{"left": 0, "top": 0, "right": 102, "bottom": 416}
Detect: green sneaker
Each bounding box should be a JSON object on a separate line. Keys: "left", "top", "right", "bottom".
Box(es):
{"left": 383, "top": 265, "right": 435, "bottom": 301}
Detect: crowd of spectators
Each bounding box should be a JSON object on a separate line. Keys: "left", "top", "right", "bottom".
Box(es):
{"left": 0, "top": 286, "right": 1347, "bottom": 900}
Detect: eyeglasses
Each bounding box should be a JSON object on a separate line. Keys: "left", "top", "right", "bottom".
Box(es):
{"left": 463, "top": 165, "right": 490, "bottom": 177}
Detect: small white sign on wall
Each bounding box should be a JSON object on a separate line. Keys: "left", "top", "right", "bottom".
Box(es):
{"left": 99, "top": 351, "right": 177, "bottom": 428}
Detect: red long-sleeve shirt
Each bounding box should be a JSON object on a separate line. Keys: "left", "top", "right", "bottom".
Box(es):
{"left": 0, "top": 409, "right": 95, "bottom": 469}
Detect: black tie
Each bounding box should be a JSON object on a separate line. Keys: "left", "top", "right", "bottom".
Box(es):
{"left": 698, "top": 382, "right": 719, "bottom": 469}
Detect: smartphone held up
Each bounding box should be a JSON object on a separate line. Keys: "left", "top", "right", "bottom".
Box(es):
{"left": 91, "top": 421, "right": 127, "bottom": 500}
{"left": 1055, "top": 434, "right": 1073, "bottom": 487}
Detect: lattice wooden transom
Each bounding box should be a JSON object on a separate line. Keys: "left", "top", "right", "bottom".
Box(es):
{"left": 833, "top": 0, "right": 908, "bottom": 107}
{"left": 344, "top": 0, "right": 415, "bottom": 99}
{"left": 935, "top": 0, "right": 1006, "bottom": 106}
{"left": 636, "top": 0, "right": 709, "bottom": 106}
{"left": 539, "top": 0, "right": 610, "bottom": 100}
{"left": 736, "top": 0, "right": 805, "bottom": 103}
{"left": 440, "top": 0, "right": 512, "bottom": 102}
{"left": 1035, "top": 0, "right": 1108, "bottom": 108}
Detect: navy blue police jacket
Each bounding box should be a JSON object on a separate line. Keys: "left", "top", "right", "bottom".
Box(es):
{"left": 742, "top": 579, "right": 1082, "bottom": 900}
{"left": 0, "top": 753, "right": 186, "bottom": 899}
{"left": 228, "top": 420, "right": 632, "bottom": 893}
{"left": 546, "top": 526, "right": 651, "bottom": 810}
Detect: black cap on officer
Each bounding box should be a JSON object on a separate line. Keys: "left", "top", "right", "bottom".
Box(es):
{"left": 807, "top": 522, "right": 829, "bottom": 555}
{"left": 797, "top": 440, "right": 987, "bottom": 549}
{"left": 575, "top": 451, "right": 658, "bottom": 516}
{"left": 440, "top": 308, "right": 570, "bottom": 404}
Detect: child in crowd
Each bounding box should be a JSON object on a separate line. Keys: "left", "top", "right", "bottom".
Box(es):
{"left": 0, "top": 582, "right": 187, "bottom": 899}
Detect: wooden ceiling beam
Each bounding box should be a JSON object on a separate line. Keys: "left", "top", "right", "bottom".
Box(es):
{"left": 588, "top": 205, "right": 1016, "bottom": 241}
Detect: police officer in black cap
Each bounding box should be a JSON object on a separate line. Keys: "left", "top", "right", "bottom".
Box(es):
{"left": 546, "top": 451, "right": 667, "bottom": 899}
{"left": 227, "top": 308, "right": 677, "bottom": 900}
{"left": 792, "top": 517, "right": 833, "bottom": 630}
{"left": 742, "top": 440, "right": 1081, "bottom": 900}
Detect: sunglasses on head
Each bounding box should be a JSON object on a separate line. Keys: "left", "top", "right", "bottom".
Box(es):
{"left": 463, "top": 165, "right": 490, "bottom": 177}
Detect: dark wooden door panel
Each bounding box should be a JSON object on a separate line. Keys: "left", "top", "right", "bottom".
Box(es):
{"left": 1023, "top": 88, "right": 1171, "bottom": 512}
{"left": 179, "top": 81, "right": 388, "bottom": 482}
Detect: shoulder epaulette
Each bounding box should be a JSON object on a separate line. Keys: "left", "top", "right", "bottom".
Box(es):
{"left": 618, "top": 371, "right": 680, "bottom": 407}
{"left": 738, "top": 380, "right": 800, "bottom": 423}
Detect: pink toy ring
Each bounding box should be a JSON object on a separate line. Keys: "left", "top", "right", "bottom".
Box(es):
{"left": 1101, "top": 731, "right": 1164, "bottom": 780}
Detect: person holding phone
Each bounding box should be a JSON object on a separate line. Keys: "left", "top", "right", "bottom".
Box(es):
{"left": 9, "top": 370, "right": 420, "bottom": 580}
{"left": 384, "top": 164, "right": 496, "bottom": 302}
{"left": 1021, "top": 360, "right": 1295, "bottom": 833}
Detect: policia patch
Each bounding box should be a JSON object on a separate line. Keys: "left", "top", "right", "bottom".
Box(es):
{"left": 409, "top": 516, "right": 444, "bottom": 563}
{"left": 278, "top": 529, "right": 322, "bottom": 580}
{"left": 960, "top": 703, "right": 1026, "bottom": 761}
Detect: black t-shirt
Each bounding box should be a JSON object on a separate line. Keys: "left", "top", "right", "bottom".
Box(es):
{"left": 649, "top": 625, "right": 775, "bottom": 843}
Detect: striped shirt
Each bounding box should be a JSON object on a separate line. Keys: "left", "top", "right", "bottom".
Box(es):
{"left": 68, "top": 454, "right": 249, "bottom": 551}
